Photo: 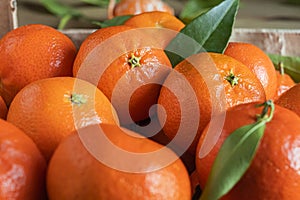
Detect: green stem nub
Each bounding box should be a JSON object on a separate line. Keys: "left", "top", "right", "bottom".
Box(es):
{"left": 66, "top": 93, "right": 87, "bottom": 105}
{"left": 255, "top": 100, "right": 275, "bottom": 122}
{"left": 128, "top": 53, "right": 141, "bottom": 69}
{"left": 225, "top": 69, "right": 239, "bottom": 87}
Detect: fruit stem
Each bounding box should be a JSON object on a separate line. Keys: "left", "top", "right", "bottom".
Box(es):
{"left": 255, "top": 100, "right": 275, "bottom": 123}
{"left": 225, "top": 69, "right": 239, "bottom": 87}
{"left": 279, "top": 62, "right": 285, "bottom": 75}
{"left": 65, "top": 93, "right": 87, "bottom": 105}
{"left": 128, "top": 53, "right": 141, "bottom": 69}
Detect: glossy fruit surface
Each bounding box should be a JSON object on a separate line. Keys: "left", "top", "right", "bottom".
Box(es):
{"left": 0, "top": 119, "right": 47, "bottom": 200}
{"left": 273, "top": 69, "right": 295, "bottom": 100}
{"left": 196, "top": 102, "right": 300, "bottom": 200}
{"left": 224, "top": 42, "right": 277, "bottom": 100}
{"left": 275, "top": 83, "right": 300, "bottom": 117}
{"left": 158, "top": 52, "right": 266, "bottom": 155}
{"left": 7, "top": 77, "right": 119, "bottom": 161}
{"left": 0, "top": 24, "right": 76, "bottom": 105}
{"left": 47, "top": 124, "right": 191, "bottom": 200}
{"left": 73, "top": 25, "right": 172, "bottom": 125}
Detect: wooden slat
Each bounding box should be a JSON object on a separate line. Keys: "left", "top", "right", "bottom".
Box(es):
{"left": 0, "top": 0, "right": 18, "bottom": 38}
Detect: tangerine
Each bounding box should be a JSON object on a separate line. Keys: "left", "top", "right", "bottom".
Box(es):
{"left": 73, "top": 25, "right": 172, "bottom": 125}
{"left": 275, "top": 83, "right": 300, "bottom": 117}
{"left": 7, "top": 77, "right": 119, "bottom": 161}
{"left": 47, "top": 124, "right": 191, "bottom": 200}
{"left": 273, "top": 63, "right": 295, "bottom": 100}
{"left": 124, "top": 11, "right": 185, "bottom": 31}
{"left": 0, "top": 24, "right": 76, "bottom": 105}
{"left": 0, "top": 119, "right": 47, "bottom": 199}
{"left": 196, "top": 102, "right": 300, "bottom": 199}
{"left": 157, "top": 52, "right": 266, "bottom": 155}
{"left": 108, "top": 0, "right": 174, "bottom": 19}
{"left": 224, "top": 42, "right": 277, "bottom": 100}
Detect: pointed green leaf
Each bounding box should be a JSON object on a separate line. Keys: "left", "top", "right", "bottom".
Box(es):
{"left": 268, "top": 53, "right": 300, "bottom": 83}
{"left": 200, "top": 122, "right": 265, "bottom": 200}
{"left": 165, "top": 0, "right": 239, "bottom": 67}
{"left": 40, "top": 0, "right": 82, "bottom": 17}
{"left": 180, "top": 0, "right": 224, "bottom": 24}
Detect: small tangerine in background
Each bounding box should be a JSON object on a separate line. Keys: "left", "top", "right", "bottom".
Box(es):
{"left": 273, "top": 62, "right": 295, "bottom": 100}
{"left": 0, "top": 24, "right": 77, "bottom": 105}
{"left": 124, "top": 11, "right": 185, "bottom": 47}
{"left": 0, "top": 96, "right": 7, "bottom": 119}
{"left": 224, "top": 42, "right": 277, "bottom": 100}
{"left": 124, "top": 11, "right": 185, "bottom": 32}
{"left": 0, "top": 119, "right": 47, "bottom": 200}
{"left": 7, "top": 77, "right": 119, "bottom": 162}
{"left": 275, "top": 83, "right": 300, "bottom": 117}
{"left": 108, "top": 0, "right": 175, "bottom": 19}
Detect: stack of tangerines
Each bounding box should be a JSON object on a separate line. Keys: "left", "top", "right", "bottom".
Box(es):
{"left": 0, "top": 4, "right": 300, "bottom": 200}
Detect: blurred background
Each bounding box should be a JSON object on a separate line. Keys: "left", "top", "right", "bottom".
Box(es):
{"left": 16, "top": 0, "right": 300, "bottom": 29}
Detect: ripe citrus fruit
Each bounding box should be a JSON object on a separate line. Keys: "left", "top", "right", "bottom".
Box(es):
{"left": 7, "top": 77, "right": 119, "bottom": 161}
{"left": 73, "top": 25, "right": 172, "bottom": 125}
{"left": 275, "top": 83, "right": 300, "bottom": 117}
{"left": 108, "top": 0, "right": 174, "bottom": 19}
{"left": 0, "top": 119, "right": 47, "bottom": 200}
{"left": 273, "top": 64, "right": 295, "bottom": 100}
{"left": 224, "top": 42, "right": 277, "bottom": 100}
{"left": 158, "top": 52, "right": 266, "bottom": 155}
{"left": 124, "top": 11, "right": 185, "bottom": 32}
{"left": 124, "top": 11, "right": 185, "bottom": 48}
{"left": 0, "top": 95, "right": 7, "bottom": 119}
{"left": 196, "top": 102, "right": 300, "bottom": 199}
{"left": 47, "top": 124, "right": 191, "bottom": 200}
{"left": 0, "top": 24, "right": 76, "bottom": 105}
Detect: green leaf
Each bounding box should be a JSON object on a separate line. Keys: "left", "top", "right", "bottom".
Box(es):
{"left": 165, "top": 0, "right": 239, "bottom": 67}
{"left": 180, "top": 0, "right": 224, "bottom": 24}
{"left": 268, "top": 54, "right": 300, "bottom": 83}
{"left": 94, "top": 15, "right": 132, "bottom": 28}
{"left": 40, "top": 0, "right": 82, "bottom": 17}
{"left": 40, "top": 0, "right": 82, "bottom": 29}
{"left": 200, "top": 122, "right": 265, "bottom": 200}
{"left": 81, "top": 0, "right": 109, "bottom": 7}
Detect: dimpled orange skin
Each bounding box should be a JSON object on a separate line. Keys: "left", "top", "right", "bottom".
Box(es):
{"left": 158, "top": 52, "right": 266, "bottom": 155}
{"left": 47, "top": 124, "right": 191, "bottom": 200}
{"left": 0, "top": 24, "right": 76, "bottom": 105}
{"left": 73, "top": 25, "right": 172, "bottom": 125}
{"left": 7, "top": 77, "right": 119, "bottom": 162}
{"left": 0, "top": 96, "right": 7, "bottom": 119}
{"left": 0, "top": 119, "right": 47, "bottom": 200}
{"left": 275, "top": 83, "right": 300, "bottom": 117}
{"left": 124, "top": 11, "right": 185, "bottom": 32}
{"left": 108, "top": 0, "right": 174, "bottom": 19}
{"left": 224, "top": 42, "right": 277, "bottom": 100}
{"left": 196, "top": 103, "right": 300, "bottom": 200}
